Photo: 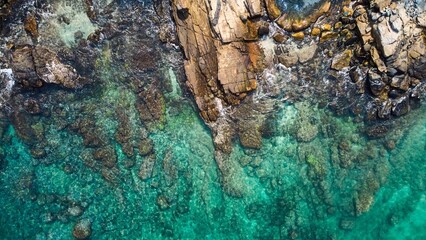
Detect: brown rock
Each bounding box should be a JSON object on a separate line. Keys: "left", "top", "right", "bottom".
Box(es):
{"left": 73, "top": 219, "right": 92, "bottom": 240}
{"left": 320, "top": 31, "right": 338, "bottom": 43}
{"left": 291, "top": 32, "right": 305, "bottom": 40}
{"left": 311, "top": 27, "right": 321, "bottom": 36}
{"left": 24, "top": 13, "right": 38, "bottom": 38}
{"left": 370, "top": 46, "right": 387, "bottom": 73}
{"left": 239, "top": 126, "right": 262, "bottom": 149}
{"left": 322, "top": 23, "right": 332, "bottom": 31}
{"left": 265, "top": 0, "right": 281, "bottom": 19}
{"left": 32, "top": 46, "right": 87, "bottom": 88}
{"left": 272, "top": 32, "right": 287, "bottom": 43}
{"left": 331, "top": 50, "right": 353, "bottom": 70}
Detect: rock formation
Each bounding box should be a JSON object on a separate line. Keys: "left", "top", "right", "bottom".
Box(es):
{"left": 171, "top": 0, "right": 426, "bottom": 194}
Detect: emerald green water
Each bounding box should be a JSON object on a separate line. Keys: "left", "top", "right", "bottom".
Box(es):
{"left": 0, "top": 69, "right": 425, "bottom": 239}
{"left": 0, "top": 1, "right": 425, "bottom": 239}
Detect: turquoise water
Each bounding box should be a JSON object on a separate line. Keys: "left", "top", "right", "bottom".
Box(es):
{"left": 0, "top": 68, "right": 425, "bottom": 239}
{"left": 0, "top": 1, "right": 425, "bottom": 239}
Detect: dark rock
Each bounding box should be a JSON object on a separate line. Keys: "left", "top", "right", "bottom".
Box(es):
{"left": 93, "top": 147, "right": 117, "bottom": 168}
{"left": 392, "top": 97, "right": 410, "bottom": 117}
{"left": 136, "top": 84, "right": 165, "bottom": 127}
{"left": 366, "top": 124, "right": 389, "bottom": 139}
{"left": 23, "top": 98, "right": 41, "bottom": 114}
{"left": 368, "top": 70, "right": 386, "bottom": 96}
{"left": 377, "top": 100, "right": 392, "bottom": 119}
{"left": 11, "top": 47, "right": 41, "bottom": 88}
{"left": 389, "top": 87, "right": 406, "bottom": 99}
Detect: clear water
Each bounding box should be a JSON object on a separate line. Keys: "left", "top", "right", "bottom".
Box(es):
{"left": 1, "top": 69, "right": 425, "bottom": 239}
{"left": 274, "top": 0, "right": 324, "bottom": 14}
{"left": 0, "top": 1, "right": 425, "bottom": 240}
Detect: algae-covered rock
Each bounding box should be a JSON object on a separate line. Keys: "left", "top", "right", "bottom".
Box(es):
{"left": 72, "top": 219, "right": 92, "bottom": 239}
{"left": 331, "top": 50, "right": 353, "bottom": 70}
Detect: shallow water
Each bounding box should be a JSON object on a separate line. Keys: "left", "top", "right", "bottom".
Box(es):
{"left": 0, "top": 64, "right": 425, "bottom": 239}
{"left": 0, "top": 1, "right": 425, "bottom": 240}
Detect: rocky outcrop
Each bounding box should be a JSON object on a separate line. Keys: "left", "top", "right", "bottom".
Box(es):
{"left": 169, "top": 0, "right": 426, "bottom": 194}
{"left": 11, "top": 45, "right": 87, "bottom": 89}
{"left": 171, "top": 0, "right": 267, "bottom": 122}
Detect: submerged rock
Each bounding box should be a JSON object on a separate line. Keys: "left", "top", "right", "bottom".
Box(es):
{"left": 72, "top": 219, "right": 92, "bottom": 240}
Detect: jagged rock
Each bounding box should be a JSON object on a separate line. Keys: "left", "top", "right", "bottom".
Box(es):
{"left": 417, "top": 13, "right": 426, "bottom": 27}
{"left": 11, "top": 47, "right": 41, "bottom": 88}
{"left": 390, "top": 75, "right": 410, "bottom": 91}
{"left": 392, "top": 96, "right": 410, "bottom": 116}
{"left": 370, "top": 46, "right": 387, "bottom": 73}
{"left": 217, "top": 43, "right": 257, "bottom": 94}
{"left": 368, "top": 70, "right": 386, "bottom": 96}
{"left": 372, "top": 15, "right": 402, "bottom": 58}
{"left": 172, "top": 0, "right": 263, "bottom": 122}
{"left": 11, "top": 45, "right": 87, "bottom": 89}
{"left": 33, "top": 46, "right": 87, "bottom": 88}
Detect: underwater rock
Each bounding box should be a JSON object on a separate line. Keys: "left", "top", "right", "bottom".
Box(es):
{"left": 296, "top": 122, "right": 319, "bottom": 143}
{"left": 138, "top": 154, "right": 157, "bottom": 180}
{"left": 93, "top": 147, "right": 117, "bottom": 169}
{"left": 23, "top": 98, "right": 41, "bottom": 114}
{"left": 368, "top": 70, "right": 387, "bottom": 96}
{"left": 138, "top": 138, "right": 153, "bottom": 156}
{"left": 70, "top": 119, "right": 105, "bottom": 148}
{"left": 366, "top": 124, "right": 389, "bottom": 139}
{"left": 67, "top": 205, "right": 83, "bottom": 217}
{"left": 239, "top": 126, "right": 262, "bottom": 149}
{"left": 136, "top": 84, "right": 165, "bottom": 128}
{"left": 72, "top": 219, "right": 92, "bottom": 240}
